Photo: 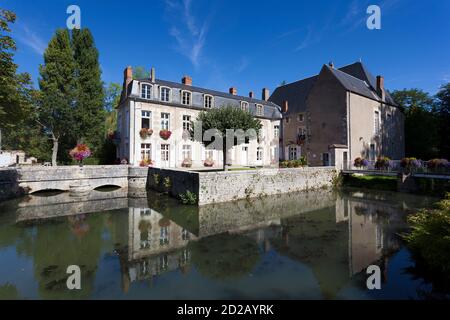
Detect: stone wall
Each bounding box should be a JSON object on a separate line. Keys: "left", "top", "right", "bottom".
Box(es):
{"left": 198, "top": 167, "right": 337, "bottom": 205}
{"left": 0, "top": 168, "right": 21, "bottom": 201}
{"left": 145, "top": 166, "right": 337, "bottom": 205}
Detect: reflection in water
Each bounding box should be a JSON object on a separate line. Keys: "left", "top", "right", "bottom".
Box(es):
{"left": 0, "top": 188, "right": 443, "bottom": 299}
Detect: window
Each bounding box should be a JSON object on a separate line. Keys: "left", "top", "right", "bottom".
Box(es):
{"left": 274, "top": 125, "right": 280, "bottom": 138}
{"left": 204, "top": 95, "right": 213, "bottom": 109}
{"left": 182, "top": 115, "right": 191, "bottom": 131}
{"left": 182, "top": 91, "right": 191, "bottom": 105}
{"left": 257, "top": 147, "right": 263, "bottom": 161}
{"left": 141, "top": 111, "right": 151, "bottom": 129}
{"left": 285, "top": 117, "right": 290, "bottom": 124}
{"left": 141, "top": 144, "right": 152, "bottom": 160}
{"left": 297, "top": 114, "right": 304, "bottom": 122}
{"left": 182, "top": 145, "right": 192, "bottom": 160}
{"left": 160, "top": 87, "right": 170, "bottom": 102}
{"left": 241, "top": 101, "right": 249, "bottom": 112}
{"left": 182, "top": 229, "right": 190, "bottom": 241}
{"left": 141, "top": 84, "right": 152, "bottom": 99}
{"left": 370, "top": 144, "right": 376, "bottom": 161}
{"left": 161, "top": 113, "right": 170, "bottom": 130}
{"left": 322, "top": 153, "right": 330, "bottom": 166}
{"left": 160, "top": 227, "right": 169, "bottom": 246}
{"left": 256, "top": 104, "right": 264, "bottom": 116}
{"left": 374, "top": 111, "right": 380, "bottom": 135}
{"left": 205, "top": 149, "right": 214, "bottom": 160}
{"left": 161, "top": 144, "right": 170, "bottom": 161}
{"left": 289, "top": 146, "right": 297, "bottom": 160}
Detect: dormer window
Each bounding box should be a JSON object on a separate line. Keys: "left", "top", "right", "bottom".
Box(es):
{"left": 241, "top": 101, "right": 249, "bottom": 112}
{"left": 256, "top": 104, "right": 264, "bottom": 116}
{"left": 204, "top": 95, "right": 213, "bottom": 109}
{"left": 182, "top": 91, "right": 191, "bottom": 106}
{"left": 141, "top": 84, "right": 152, "bottom": 100}
{"left": 160, "top": 87, "right": 170, "bottom": 102}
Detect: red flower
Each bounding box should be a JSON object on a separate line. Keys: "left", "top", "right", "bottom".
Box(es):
{"left": 160, "top": 130, "right": 172, "bottom": 140}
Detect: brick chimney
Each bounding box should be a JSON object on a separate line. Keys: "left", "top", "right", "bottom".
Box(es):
{"left": 122, "top": 66, "right": 133, "bottom": 100}
{"left": 376, "top": 75, "right": 385, "bottom": 100}
{"left": 182, "top": 75, "right": 192, "bottom": 86}
{"left": 229, "top": 87, "right": 237, "bottom": 95}
{"left": 262, "top": 88, "right": 270, "bottom": 101}
{"left": 150, "top": 67, "right": 155, "bottom": 82}
{"left": 249, "top": 91, "right": 254, "bottom": 98}
{"left": 282, "top": 100, "right": 289, "bottom": 113}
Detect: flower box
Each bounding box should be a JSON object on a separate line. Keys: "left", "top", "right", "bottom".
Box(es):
{"left": 140, "top": 128, "right": 153, "bottom": 139}
{"left": 204, "top": 159, "right": 215, "bottom": 167}
{"left": 182, "top": 158, "right": 192, "bottom": 168}
{"left": 160, "top": 130, "right": 172, "bottom": 140}
{"left": 140, "top": 159, "right": 154, "bottom": 167}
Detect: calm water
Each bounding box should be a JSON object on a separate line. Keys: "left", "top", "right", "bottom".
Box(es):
{"left": 0, "top": 187, "right": 446, "bottom": 300}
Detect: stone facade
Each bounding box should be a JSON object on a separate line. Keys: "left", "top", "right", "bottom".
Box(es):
{"left": 116, "top": 67, "right": 282, "bottom": 168}
{"left": 146, "top": 167, "right": 338, "bottom": 205}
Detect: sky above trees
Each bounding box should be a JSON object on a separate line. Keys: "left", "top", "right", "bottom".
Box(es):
{"left": 5, "top": 0, "right": 450, "bottom": 95}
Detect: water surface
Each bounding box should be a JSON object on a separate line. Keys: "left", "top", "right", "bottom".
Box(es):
{"left": 0, "top": 188, "right": 445, "bottom": 300}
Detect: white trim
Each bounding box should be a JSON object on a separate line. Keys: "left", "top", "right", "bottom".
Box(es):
{"left": 140, "top": 83, "right": 152, "bottom": 100}
{"left": 256, "top": 104, "right": 264, "bottom": 116}
{"left": 181, "top": 90, "right": 192, "bottom": 106}
{"left": 160, "top": 86, "right": 171, "bottom": 102}
{"left": 203, "top": 94, "right": 214, "bottom": 109}
{"left": 240, "top": 101, "right": 249, "bottom": 112}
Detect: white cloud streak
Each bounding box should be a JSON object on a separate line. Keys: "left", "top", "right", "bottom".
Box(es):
{"left": 14, "top": 23, "right": 46, "bottom": 56}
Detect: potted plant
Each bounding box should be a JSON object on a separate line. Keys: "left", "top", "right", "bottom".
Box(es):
{"left": 375, "top": 156, "right": 391, "bottom": 170}
{"left": 139, "top": 158, "right": 154, "bottom": 167}
{"left": 69, "top": 144, "right": 92, "bottom": 167}
{"left": 160, "top": 129, "right": 172, "bottom": 140}
{"left": 181, "top": 158, "right": 192, "bottom": 168}
{"left": 204, "top": 158, "right": 215, "bottom": 167}
{"left": 354, "top": 157, "right": 363, "bottom": 168}
{"left": 140, "top": 128, "right": 153, "bottom": 139}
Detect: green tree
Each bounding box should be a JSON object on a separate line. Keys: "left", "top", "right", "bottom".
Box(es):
{"left": 192, "top": 105, "right": 262, "bottom": 170}
{"left": 72, "top": 28, "right": 105, "bottom": 156}
{"left": 132, "top": 66, "right": 150, "bottom": 79}
{"left": 0, "top": 9, "right": 33, "bottom": 142}
{"left": 104, "top": 82, "right": 121, "bottom": 134}
{"left": 391, "top": 89, "right": 438, "bottom": 159}
{"left": 38, "top": 29, "right": 77, "bottom": 166}
{"left": 435, "top": 83, "right": 450, "bottom": 159}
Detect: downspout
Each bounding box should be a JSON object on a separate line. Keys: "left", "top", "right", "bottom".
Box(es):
{"left": 347, "top": 91, "right": 352, "bottom": 163}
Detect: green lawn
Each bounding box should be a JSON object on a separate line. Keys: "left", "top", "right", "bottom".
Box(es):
{"left": 343, "top": 174, "right": 397, "bottom": 191}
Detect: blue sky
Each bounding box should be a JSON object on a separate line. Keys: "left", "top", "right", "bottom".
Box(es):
{"left": 5, "top": 0, "right": 450, "bottom": 96}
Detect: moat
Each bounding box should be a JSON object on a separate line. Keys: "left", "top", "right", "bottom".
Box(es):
{"left": 0, "top": 187, "right": 446, "bottom": 300}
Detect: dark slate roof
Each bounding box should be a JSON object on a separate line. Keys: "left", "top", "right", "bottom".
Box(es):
{"left": 338, "top": 62, "right": 397, "bottom": 105}
{"left": 269, "top": 76, "right": 317, "bottom": 115}
{"left": 138, "top": 78, "right": 281, "bottom": 109}
{"left": 269, "top": 62, "right": 398, "bottom": 115}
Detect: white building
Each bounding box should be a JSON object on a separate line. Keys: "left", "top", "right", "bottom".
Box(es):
{"left": 0, "top": 150, "right": 37, "bottom": 167}
{"left": 116, "top": 67, "right": 282, "bottom": 168}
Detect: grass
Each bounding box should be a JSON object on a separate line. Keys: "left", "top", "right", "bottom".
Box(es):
{"left": 343, "top": 174, "right": 397, "bottom": 191}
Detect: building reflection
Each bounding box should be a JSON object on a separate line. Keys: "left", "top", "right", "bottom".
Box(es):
{"left": 13, "top": 187, "right": 422, "bottom": 298}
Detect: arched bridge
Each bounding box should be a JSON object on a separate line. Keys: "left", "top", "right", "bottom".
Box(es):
{"left": 9, "top": 165, "right": 148, "bottom": 195}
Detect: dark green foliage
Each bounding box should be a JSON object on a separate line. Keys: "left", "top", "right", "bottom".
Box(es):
{"left": 403, "top": 194, "right": 450, "bottom": 290}
{"left": 279, "top": 157, "right": 307, "bottom": 168}
{"left": 391, "top": 89, "right": 439, "bottom": 159}
{"left": 435, "top": 84, "right": 450, "bottom": 159}
{"left": 192, "top": 105, "right": 262, "bottom": 170}
{"left": 132, "top": 66, "right": 150, "bottom": 79}
{"left": 71, "top": 29, "right": 105, "bottom": 155}
{"left": 179, "top": 191, "right": 197, "bottom": 205}
{"left": 343, "top": 174, "right": 397, "bottom": 191}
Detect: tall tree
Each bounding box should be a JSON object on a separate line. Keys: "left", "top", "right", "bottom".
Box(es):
{"left": 391, "top": 89, "right": 438, "bottom": 159}
{"left": 72, "top": 29, "right": 105, "bottom": 155}
{"left": 435, "top": 83, "right": 450, "bottom": 159}
{"left": 192, "top": 106, "right": 262, "bottom": 171}
{"left": 104, "top": 82, "right": 121, "bottom": 134}
{"left": 38, "top": 29, "right": 77, "bottom": 166}
{"left": 132, "top": 66, "right": 150, "bottom": 79}
{"left": 0, "top": 9, "right": 32, "bottom": 140}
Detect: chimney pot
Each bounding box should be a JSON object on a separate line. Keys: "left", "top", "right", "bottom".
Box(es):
{"left": 262, "top": 88, "right": 270, "bottom": 101}
{"left": 182, "top": 75, "right": 192, "bottom": 86}
{"left": 282, "top": 100, "right": 289, "bottom": 113}
{"left": 328, "top": 61, "right": 334, "bottom": 68}
{"left": 376, "top": 75, "right": 385, "bottom": 100}
{"left": 150, "top": 67, "right": 155, "bottom": 82}
{"left": 229, "top": 87, "right": 237, "bottom": 95}
{"left": 249, "top": 91, "right": 254, "bottom": 98}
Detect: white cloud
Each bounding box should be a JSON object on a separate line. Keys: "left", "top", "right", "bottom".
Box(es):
{"left": 165, "top": 0, "right": 211, "bottom": 67}
{"left": 14, "top": 23, "right": 46, "bottom": 56}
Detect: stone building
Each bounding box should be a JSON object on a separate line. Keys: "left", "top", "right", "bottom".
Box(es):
{"left": 270, "top": 62, "right": 405, "bottom": 168}
{"left": 116, "top": 67, "right": 282, "bottom": 168}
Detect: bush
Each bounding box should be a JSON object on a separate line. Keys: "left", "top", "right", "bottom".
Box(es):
{"left": 354, "top": 157, "right": 369, "bottom": 168}
{"left": 427, "top": 159, "right": 449, "bottom": 170}
{"left": 375, "top": 156, "right": 391, "bottom": 170}
{"left": 403, "top": 194, "right": 450, "bottom": 279}
{"left": 279, "top": 157, "right": 307, "bottom": 168}
{"left": 139, "top": 158, "right": 154, "bottom": 167}
{"left": 179, "top": 191, "right": 197, "bottom": 205}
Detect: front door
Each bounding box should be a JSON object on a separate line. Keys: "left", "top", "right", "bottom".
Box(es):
{"left": 322, "top": 153, "right": 330, "bottom": 166}
{"left": 161, "top": 144, "right": 170, "bottom": 168}
{"left": 241, "top": 146, "right": 248, "bottom": 166}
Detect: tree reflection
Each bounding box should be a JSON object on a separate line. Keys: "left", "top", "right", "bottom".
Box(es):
{"left": 189, "top": 233, "right": 260, "bottom": 280}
